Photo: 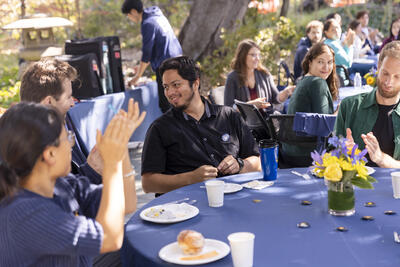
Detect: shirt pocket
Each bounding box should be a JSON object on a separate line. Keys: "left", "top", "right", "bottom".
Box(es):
{"left": 219, "top": 140, "right": 239, "bottom": 158}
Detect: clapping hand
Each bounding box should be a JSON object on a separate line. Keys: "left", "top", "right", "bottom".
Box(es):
{"left": 361, "top": 132, "right": 383, "bottom": 165}
{"left": 96, "top": 98, "right": 146, "bottom": 166}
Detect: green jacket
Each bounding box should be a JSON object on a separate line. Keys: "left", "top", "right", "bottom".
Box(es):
{"left": 334, "top": 88, "right": 400, "bottom": 160}
{"left": 283, "top": 76, "right": 333, "bottom": 158}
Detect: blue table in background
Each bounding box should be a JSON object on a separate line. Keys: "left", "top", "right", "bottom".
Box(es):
{"left": 121, "top": 168, "right": 400, "bottom": 267}
{"left": 67, "top": 81, "right": 161, "bottom": 154}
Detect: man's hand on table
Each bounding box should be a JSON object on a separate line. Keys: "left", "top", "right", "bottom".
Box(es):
{"left": 191, "top": 165, "right": 218, "bottom": 182}
{"left": 217, "top": 155, "right": 240, "bottom": 175}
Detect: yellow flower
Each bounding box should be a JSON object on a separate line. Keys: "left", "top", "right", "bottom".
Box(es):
{"left": 324, "top": 163, "right": 343, "bottom": 182}
{"left": 322, "top": 153, "right": 339, "bottom": 167}
{"left": 339, "top": 158, "right": 354, "bottom": 171}
{"left": 312, "top": 167, "right": 325, "bottom": 178}
{"left": 354, "top": 162, "right": 368, "bottom": 179}
{"left": 366, "top": 76, "right": 375, "bottom": 85}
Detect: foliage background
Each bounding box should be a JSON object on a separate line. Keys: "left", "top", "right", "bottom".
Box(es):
{"left": 0, "top": 0, "right": 400, "bottom": 107}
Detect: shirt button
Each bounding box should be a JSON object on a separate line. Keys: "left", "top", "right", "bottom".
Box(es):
{"left": 210, "top": 154, "right": 214, "bottom": 158}
{"left": 203, "top": 137, "right": 207, "bottom": 142}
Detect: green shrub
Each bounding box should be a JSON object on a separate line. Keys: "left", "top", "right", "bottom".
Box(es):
{"left": 200, "top": 9, "right": 301, "bottom": 90}
{"left": 0, "top": 66, "right": 20, "bottom": 108}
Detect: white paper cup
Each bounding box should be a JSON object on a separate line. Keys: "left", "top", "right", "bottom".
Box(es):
{"left": 227, "top": 232, "right": 255, "bottom": 267}
{"left": 391, "top": 172, "right": 400, "bottom": 199}
{"left": 205, "top": 180, "right": 224, "bottom": 207}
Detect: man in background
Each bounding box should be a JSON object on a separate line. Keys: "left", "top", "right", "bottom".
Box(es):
{"left": 122, "top": 0, "right": 182, "bottom": 113}
{"left": 293, "top": 20, "right": 323, "bottom": 80}
{"left": 356, "top": 10, "right": 382, "bottom": 54}
{"left": 20, "top": 58, "right": 103, "bottom": 184}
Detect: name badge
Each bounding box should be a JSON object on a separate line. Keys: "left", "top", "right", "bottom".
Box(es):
{"left": 221, "top": 133, "right": 230, "bottom": 142}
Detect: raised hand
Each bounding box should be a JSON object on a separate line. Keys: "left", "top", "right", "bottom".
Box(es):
{"left": 87, "top": 145, "right": 103, "bottom": 174}
{"left": 122, "top": 98, "right": 146, "bottom": 142}
{"left": 361, "top": 132, "right": 383, "bottom": 164}
{"left": 96, "top": 114, "right": 130, "bottom": 166}
{"left": 345, "top": 128, "right": 355, "bottom": 150}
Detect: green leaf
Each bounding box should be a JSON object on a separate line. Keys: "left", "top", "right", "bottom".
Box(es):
{"left": 366, "top": 175, "right": 377, "bottom": 183}
{"left": 351, "top": 177, "right": 374, "bottom": 189}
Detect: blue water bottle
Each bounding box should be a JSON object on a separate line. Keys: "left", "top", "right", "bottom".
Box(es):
{"left": 259, "top": 139, "right": 278, "bottom": 181}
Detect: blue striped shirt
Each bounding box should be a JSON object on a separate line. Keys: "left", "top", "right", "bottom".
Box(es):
{"left": 0, "top": 175, "right": 103, "bottom": 266}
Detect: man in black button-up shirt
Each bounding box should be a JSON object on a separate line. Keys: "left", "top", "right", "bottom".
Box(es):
{"left": 141, "top": 56, "right": 261, "bottom": 194}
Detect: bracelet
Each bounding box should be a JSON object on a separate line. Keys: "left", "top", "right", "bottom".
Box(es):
{"left": 123, "top": 170, "right": 136, "bottom": 178}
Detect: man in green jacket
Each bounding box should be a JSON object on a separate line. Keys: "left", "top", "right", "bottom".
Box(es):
{"left": 335, "top": 41, "right": 400, "bottom": 168}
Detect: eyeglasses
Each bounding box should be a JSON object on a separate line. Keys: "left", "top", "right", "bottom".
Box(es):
{"left": 248, "top": 53, "right": 261, "bottom": 59}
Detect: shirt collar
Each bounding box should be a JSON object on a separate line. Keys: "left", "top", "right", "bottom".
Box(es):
{"left": 176, "top": 97, "right": 216, "bottom": 121}
{"left": 360, "top": 87, "right": 378, "bottom": 109}
{"left": 361, "top": 88, "right": 400, "bottom": 117}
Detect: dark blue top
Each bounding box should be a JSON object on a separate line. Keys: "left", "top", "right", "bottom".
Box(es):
{"left": 66, "top": 115, "right": 102, "bottom": 185}
{"left": 0, "top": 175, "right": 103, "bottom": 266}
{"left": 141, "top": 6, "right": 182, "bottom": 71}
{"left": 293, "top": 37, "right": 312, "bottom": 80}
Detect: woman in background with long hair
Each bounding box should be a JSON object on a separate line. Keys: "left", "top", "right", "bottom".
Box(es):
{"left": 224, "top": 39, "right": 295, "bottom": 111}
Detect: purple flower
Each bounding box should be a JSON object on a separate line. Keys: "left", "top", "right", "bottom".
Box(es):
{"left": 311, "top": 150, "right": 323, "bottom": 165}
{"left": 328, "top": 136, "right": 339, "bottom": 147}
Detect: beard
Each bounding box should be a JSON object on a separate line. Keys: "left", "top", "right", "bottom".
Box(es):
{"left": 172, "top": 89, "right": 195, "bottom": 111}
{"left": 376, "top": 77, "right": 400, "bottom": 99}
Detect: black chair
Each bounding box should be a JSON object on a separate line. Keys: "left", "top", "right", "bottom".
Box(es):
{"left": 336, "top": 65, "right": 353, "bottom": 87}
{"left": 234, "top": 100, "right": 276, "bottom": 142}
{"left": 277, "top": 60, "right": 296, "bottom": 91}
{"left": 268, "top": 114, "right": 319, "bottom": 168}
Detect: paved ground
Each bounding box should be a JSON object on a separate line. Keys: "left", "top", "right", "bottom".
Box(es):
{"left": 129, "top": 143, "right": 155, "bottom": 210}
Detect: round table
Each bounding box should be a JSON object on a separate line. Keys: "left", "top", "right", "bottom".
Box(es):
{"left": 122, "top": 168, "right": 400, "bottom": 267}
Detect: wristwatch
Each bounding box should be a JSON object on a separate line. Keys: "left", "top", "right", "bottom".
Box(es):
{"left": 236, "top": 157, "right": 244, "bottom": 173}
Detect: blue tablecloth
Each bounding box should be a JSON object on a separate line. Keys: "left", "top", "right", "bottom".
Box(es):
{"left": 122, "top": 168, "right": 400, "bottom": 267}
{"left": 67, "top": 81, "right": 161, "bottom": 153}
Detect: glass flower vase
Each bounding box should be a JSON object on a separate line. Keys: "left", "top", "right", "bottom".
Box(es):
{"left": 327, "top": 179, "right": 355, "bottom": 216}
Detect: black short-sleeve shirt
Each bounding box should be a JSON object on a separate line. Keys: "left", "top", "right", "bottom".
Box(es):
{"left": 141, "top": 100, "right": 259, "bottom": 176}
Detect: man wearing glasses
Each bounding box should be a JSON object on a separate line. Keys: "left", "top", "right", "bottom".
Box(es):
{"left": 20, "top": 58, "right": 104, "bottom": 184}
{"left": 141, "top": 56, "right": 261, "bottom": 195}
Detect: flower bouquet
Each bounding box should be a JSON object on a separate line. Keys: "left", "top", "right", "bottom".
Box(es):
{"left": 310, "top": 136, "right": 377, "bottom": 216}
{"left": 363, "top": 68, "right": 377, "bottom": 87}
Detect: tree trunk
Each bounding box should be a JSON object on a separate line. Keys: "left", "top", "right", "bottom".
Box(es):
{"left": 75, "top": 0, "right": 83, "bottom": 39}
{"left": 280, "top": 0, "right": 290, "bottom": 17}
{"left": 178, "top": 0, "right": 250, "bottom": 61}
{"left": 20, "top": 0, "right": 25, "bottom": 18}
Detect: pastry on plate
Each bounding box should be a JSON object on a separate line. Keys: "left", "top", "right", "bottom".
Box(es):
{"left": 177, "top": 230, "right": 204, "bottom": 255}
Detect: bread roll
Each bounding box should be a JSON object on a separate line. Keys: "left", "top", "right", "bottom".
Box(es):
{"left": 177, "top": 230, "right": 205, "bottom": 255}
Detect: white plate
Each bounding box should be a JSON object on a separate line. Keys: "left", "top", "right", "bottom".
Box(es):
{"left": 159, "top": 239, "right": 230, "bottom": 265}
{"left": 365, "top": 166, "right": 375, "bottom": 175}
{"left": 140, "top": 203, "right": 199, "bottom": 224}
{"left": 224, "top": 183, "right": 243, "bottom": 194}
